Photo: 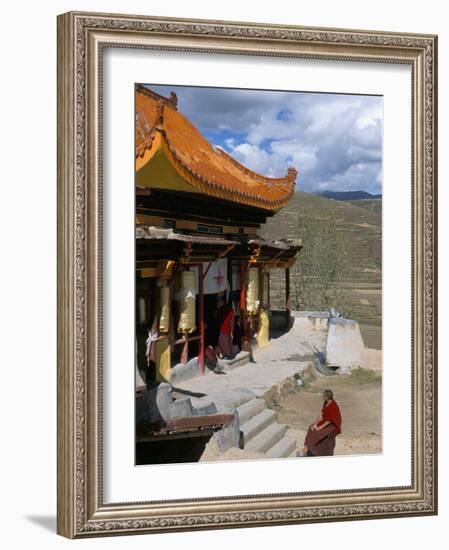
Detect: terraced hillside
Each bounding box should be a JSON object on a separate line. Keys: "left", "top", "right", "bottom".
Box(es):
{"left": 260, "top": 192, "right": 382, "bottom": 333}
{"left": 347, "top": 198, "right": 382, "bottom": 215}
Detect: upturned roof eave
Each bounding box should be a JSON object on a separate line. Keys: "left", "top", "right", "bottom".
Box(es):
{"left": 136, "top": 128, "right": 296, "bottom": 212}
{"left": 135, "top": 89, "right": 298, "bottom": 211}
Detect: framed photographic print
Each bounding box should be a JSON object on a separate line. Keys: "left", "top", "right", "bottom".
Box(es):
{"left": 57, "top": 11, "right": 438, "bottom": 538}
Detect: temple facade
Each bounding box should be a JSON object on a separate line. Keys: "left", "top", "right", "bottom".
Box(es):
{"left": 135, "top": 84, "right": 302, "bottom": 385}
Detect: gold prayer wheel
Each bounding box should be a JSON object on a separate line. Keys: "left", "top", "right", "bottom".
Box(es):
{"left": 176, "top": 270, "right": 196, "bottom": 334}
{"left": 246, "top": 268, "right": 259, "bottom": 315}
{"left": 159, "top": 285, "right": 170, "bottom": 333}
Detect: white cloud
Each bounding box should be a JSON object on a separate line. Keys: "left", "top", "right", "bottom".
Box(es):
{"left": 270, "top": 140, "right": 318, "bottom": 174}
{"left": 316, "top": 162, "right": 382, "bottom": 193}
{"left": 356, "top": 102, "right": 383, "bottom": 129}
{"left": 230, "top": 143, "right": 288, "bottom": 178}
{"left": 146, "top": 84, "right": 383, "bottom": 194}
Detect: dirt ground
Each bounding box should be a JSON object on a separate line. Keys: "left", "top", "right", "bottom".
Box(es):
{"left": 274, "top": 368, "right": 382, "bottom": 456}
{"left": 359, "top": 323, "right": 382, "bottom": 350}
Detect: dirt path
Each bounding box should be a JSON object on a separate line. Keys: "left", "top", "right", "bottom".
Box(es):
{"left": 274, "top": 368, "right": 382, "bottom": 456}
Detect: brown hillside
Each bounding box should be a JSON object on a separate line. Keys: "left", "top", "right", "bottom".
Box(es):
{"left": 260, "top": 192, "right": 382, "bottom": 330}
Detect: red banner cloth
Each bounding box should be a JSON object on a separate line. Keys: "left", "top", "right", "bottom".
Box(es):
{"left": 217, "top": 304, "right": 234, "bottom": 335}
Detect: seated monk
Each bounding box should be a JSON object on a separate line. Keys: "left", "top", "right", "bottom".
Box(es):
{"left": 302, "top": 389, "right": 342, "bottom": 457}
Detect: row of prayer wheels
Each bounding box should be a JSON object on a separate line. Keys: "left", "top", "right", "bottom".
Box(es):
{"left": 158, "top": 271, "right": 197, "bottom": 334}
{"left": 155, "top": 267, "right": 261, "bottom": 334}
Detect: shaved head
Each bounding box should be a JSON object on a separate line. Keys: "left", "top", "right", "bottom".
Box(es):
{"left": 323, "top": 389, "right": 334, "bottom": 401}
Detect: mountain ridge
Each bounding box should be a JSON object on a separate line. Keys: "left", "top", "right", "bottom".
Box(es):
{"left": 314, "top": 190, "right": 382, "bottom": 201}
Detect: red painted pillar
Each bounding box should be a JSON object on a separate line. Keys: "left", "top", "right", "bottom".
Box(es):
{"left": 198, "top": 263, "right": 205, "bottom": 374}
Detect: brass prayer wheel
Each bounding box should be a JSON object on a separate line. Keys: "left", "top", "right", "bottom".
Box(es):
{"left": 246, "top": 267, "right": 259, "bottom": 315}
{"left": 159, "top": 285, "right": 170, "bottom": 333}
{"left": 176, "top": 270, "right": 196, "bottom": 334}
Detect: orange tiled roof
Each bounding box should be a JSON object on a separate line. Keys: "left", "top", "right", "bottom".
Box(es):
{"left": 136, "top": 85, "right": 297, "bottom": 211}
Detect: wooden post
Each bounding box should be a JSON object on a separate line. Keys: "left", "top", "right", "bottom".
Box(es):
{"left": 239, "top": 261, "right": 246, "bottom": 335}
{"left": 198, "top": 262, "right": 205, "bottom": 375}
{"left": 267, "top": 271, "right": 271, "bottom": 310}
{"left": 257, "top": 264, "right": 264, "bottom": 334}
{"left": 285, "top": 267, "right": 291, "bottom": 328}
{"left": 258, "top": 264, "right": 264, "bottom": 306}
{"left": 180, "top": 334, "right": 189, "bottom": 364}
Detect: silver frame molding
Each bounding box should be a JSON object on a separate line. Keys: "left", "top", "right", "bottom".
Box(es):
{"left": 57, "top": 11, "right": 438, "bottom": 538}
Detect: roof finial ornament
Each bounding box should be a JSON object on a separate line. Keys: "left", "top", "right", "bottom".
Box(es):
{"left": 287, "top": 166, "right": 298, "bottom": 182}
{"left": 169, "top": 92, "right": 178, "bottom": 109}
{"left": 156, "top": 99, "right": 165, "bottom": 129}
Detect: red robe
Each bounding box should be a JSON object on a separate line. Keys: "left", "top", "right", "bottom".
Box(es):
{"left": 304, "top": 399, "right": 342, "bottom": 456}
{"left": 318, "top": 399, "right": 342, "bottom": 435}
{"left": 215, "top": 304, "right": 234, "bottom": 358}
{"left": 217, "top": 304, "right": 234, "bottom": 334}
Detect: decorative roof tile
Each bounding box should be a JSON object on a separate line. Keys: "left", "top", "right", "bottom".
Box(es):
{"left": 136, "top": 85, "right": 298, "bottom": 211}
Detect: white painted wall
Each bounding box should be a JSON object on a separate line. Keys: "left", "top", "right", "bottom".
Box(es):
{"left": 0, "top": 1, "right": 446, "bottom": 548}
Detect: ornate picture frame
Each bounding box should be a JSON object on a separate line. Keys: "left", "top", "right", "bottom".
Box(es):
{"left": 57, "top": 11, "right": 437, "bottom": 538}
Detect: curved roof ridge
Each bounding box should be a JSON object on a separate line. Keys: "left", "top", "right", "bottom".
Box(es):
{"left": 215, "top": 146, "right": 297, "bottom": 187}
{"left": 135, "top": 86, "right": 299, "bottom": 211}
{"left": 159, "top": 130, "right": 291, "bottom": 208}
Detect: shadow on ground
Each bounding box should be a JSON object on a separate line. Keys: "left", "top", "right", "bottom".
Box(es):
{"left": 24, "top": 515, "right": 56, "bottom": 533}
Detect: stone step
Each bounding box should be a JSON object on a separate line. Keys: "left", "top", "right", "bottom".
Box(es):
{"left": 240, "top": 408, "right": 277, "bottom": 445}
{"left": 213, "top": 388, "right": 257, "bottom": 412}
{"left": 245, "top": 422, "right": 288, "bottom": 454}
{"left": 265, "top": 435, "right": 297, "bottom": 459}
{"left": 236, "top": 398, "right": 267, "bottom": 426}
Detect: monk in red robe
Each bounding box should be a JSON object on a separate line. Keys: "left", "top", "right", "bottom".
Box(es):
{"left": 302, "top": 389, "right": 342, "bottom": 456}
{"left": 215, "top": 300, "right": 235, "bottom": 359}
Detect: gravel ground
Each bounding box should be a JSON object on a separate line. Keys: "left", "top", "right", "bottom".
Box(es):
{"left": 274, "top": 368, "right": 382, "bottom": 456}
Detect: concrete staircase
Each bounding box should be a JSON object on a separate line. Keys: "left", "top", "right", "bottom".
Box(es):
{"left": 237, "top": 398, "right": 296, "bottom": 458}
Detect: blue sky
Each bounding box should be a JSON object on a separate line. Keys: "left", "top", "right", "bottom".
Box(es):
{"left": 145, "top": 84, "right": 383, "bottom": 195}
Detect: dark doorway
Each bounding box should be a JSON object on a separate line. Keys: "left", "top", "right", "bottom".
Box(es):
{"left": 136, "top": 434, "right": 212, "bottom": 464}
{"left": 204, "top": 293, "right": 219, "bottom": 348}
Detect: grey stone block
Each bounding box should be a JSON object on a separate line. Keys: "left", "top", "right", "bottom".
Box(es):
{"left": 212, "top": 409, "right": 240, "bottom": 452}
{"left": 136, "top": 382, "right": 173, "bottom": 425}
{"left": 191, "top": 397, "right": 218, "bottom": 416}
{"left": 155, "top": 382, "right": 174, "bottom": 421}
{"left": 167, "top": 397, "right": 194, "bottom": 419}
{"left": 136, "top": 390, "right": 162, "bottom": 425}
{"left": 171, "top": 357, "right": 201, "bottom": 384}
{"left": 325, "top": 316, "right": 365, "bottom": 370}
